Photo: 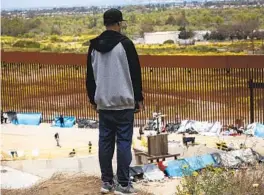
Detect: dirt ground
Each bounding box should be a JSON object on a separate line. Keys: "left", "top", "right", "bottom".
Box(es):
{"left": 1, "top": 173, "right": 152, "bottom": 195}
{"left": 2, "top": 123, "right": 264, "bottom": 160}
{"left": 1, "top": 123, "right": 264, "bottom": 195}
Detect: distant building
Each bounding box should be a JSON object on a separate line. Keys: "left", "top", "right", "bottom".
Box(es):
{"left": 133, "top": 38, "right": 145, "bottom": 44}
{"left": 143, "top": 30, "right": 211, "bottom": 44}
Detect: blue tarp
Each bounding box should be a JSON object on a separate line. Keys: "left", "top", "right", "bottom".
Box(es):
{"left": 52, "top": 116, "right": 76, "bottom": 128}
{"left": 254, "top": 123, "right": 264, "bottom": 138}
{"left": 165, "top": 159, "right": 193, "bottom": 177}
{"left": 184, "top": 154, "right": 216, "bottom": 171}
{"left": 12, "top": 113, "right": 42, "bottom": 126}
{"left": 165, "top": 154, "right": 217, "bottom": 177}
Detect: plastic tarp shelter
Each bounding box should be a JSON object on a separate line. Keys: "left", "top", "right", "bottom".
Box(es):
{"left": 52, "top": 116, "right": 76, "bottom": 128}
{"left": 165, "top": 154, "right": 217, "bottom": 177}
{"left": 254, "top": 123, "right": 264, "bottom": 138}
{"left": 184, "top": 154, "right": 217, "bottom": 171}
{"left": 12, "top": 113, "right": 42, "bottom": 126}
{"left": 165, "top": 159, "right": 193, "bottom": 177}
{"left": 245, "top": 123, "right": 264, "bottom": 138}
{"left": 177, "top": 120, "right": 222, "bottom": 136}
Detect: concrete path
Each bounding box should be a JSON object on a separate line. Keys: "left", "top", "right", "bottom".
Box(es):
{"left": 1, "top": 165, "right": 41, "bottom": 189}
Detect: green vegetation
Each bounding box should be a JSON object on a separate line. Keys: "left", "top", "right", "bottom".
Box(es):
{"left": 2, "top": 7, "right": 264, "bottom": 38}
{"left": 176, "top": 166, "right": 264, "bottom": 195}
{"left": 4, "top": 35, "right": 264, "bottom": 55}
{"left": 13, "top": 40, "right": 40, "bottom": 48}
{"left": 1, "top": 7, "right": 264, "bottom": 54}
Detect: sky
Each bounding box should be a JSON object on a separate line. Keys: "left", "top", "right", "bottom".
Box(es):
{"left": 1, "top": 0, "right": 128, "bottom": 10}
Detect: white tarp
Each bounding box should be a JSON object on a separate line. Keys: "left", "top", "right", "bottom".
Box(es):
{"left": 217, "top": 149, "right": 256, "bottom": 168}
{"left": 142, "top": 164, "right": 165, "bottom": 181}
{"left": 177, "top": 120, "right": 222, "bottom": 136}
{"left": 245, "top": 123, "right": 264, "bottom": 138}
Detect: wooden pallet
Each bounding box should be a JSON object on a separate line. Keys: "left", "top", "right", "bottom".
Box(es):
{"left": 134, "top": 148, "right": 180, "bottom": 164}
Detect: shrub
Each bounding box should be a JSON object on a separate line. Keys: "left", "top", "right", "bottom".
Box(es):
{"left": 50, "top": 35, "right": 63, "bottom": 43}
{"left": 13, "top": 40, "right": 40, "bottom": 48}
{"left": 163, "top": 40, "right": 175, "bottom": 44}
{"left": 193, "top": 45, "right": 218, "bottom": 52}
{"left": 176, "top": 165, "right": 264, "bottom": 195}
{"left": 23, "top": 32, "right": 36, "bottom": 38}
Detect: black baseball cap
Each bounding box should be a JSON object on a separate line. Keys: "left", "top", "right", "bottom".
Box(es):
{"left": 103, "top": 8, "right": 126, "bottom": 26}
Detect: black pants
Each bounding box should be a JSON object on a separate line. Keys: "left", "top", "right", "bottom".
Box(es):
{"left": 99, "top": 109, "right": 134, "bottom": 187}
{"left": 1, "top": 118, "right": 7, "bottom": 124}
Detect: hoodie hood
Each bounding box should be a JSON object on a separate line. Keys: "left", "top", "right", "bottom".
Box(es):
{"left": 90, "top": 30, "right": 127, "bottom": 53}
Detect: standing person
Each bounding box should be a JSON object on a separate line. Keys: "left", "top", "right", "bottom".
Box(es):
{"left": 1, "top": 110, "right": 4, "bottom": 124}
{"left": 3, "top": 112, "right": 8, "bottom": 123}
{"left": 58, "top": 114, "right": 64, "bottom": 127}
{"left": 54, "top": 132, "right": 61, "bottom": 147}
{"left": 86, "top": 8, "right": 144, "bottom": 194}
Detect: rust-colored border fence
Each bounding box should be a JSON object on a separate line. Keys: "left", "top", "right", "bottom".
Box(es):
{"left": 1, "top": 51, "right": 264, "bottom": 126}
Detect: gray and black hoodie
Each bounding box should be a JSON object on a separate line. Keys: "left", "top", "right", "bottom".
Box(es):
{"left": 86, "top": 30, "right": 143, "bottom": 110}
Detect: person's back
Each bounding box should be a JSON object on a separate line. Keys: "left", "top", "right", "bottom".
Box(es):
{"left": 87, "top": 23, "right": 142, "bottom": 111}
{"left": 86, "top": 8, "right": 143, "bottom": 195}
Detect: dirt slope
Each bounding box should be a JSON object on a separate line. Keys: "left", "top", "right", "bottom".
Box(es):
{"left": 1, "top": 173, "right": 152, "bottom": 195}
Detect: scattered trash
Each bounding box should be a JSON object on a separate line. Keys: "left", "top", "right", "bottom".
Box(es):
{"left": 182, "top": 133, "right": 195, "bottom": 147}
{"left": 1, "top": 169, "right": 8, "bottom": 173}
{"left": 212, "top": 149, "right": 257, "bottom": 168}
{"left": 77, "top": 119, "right": 99, "bottom": 129}
{"left": 130, "top": 166, "right": 144, "bottom": 182}
{"left": 69, "top": 149, "right": 76, "bottom": 157}
{"left": 142, "top": 164, "right": 165, "bottom": 181}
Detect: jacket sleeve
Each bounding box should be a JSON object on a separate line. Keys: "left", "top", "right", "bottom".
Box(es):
{"left": 86, "top": 45, "right": 96, "bottom": 105}
{"left": 121, "top": 39, "right": 144, "bottom": 102}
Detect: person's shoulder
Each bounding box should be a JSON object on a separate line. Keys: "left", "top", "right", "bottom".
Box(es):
{"left": 121, "top": 37, "right": 135, "bottom": 48}
{"left": 121, "top": 37, "right": 133, "bottom": 44}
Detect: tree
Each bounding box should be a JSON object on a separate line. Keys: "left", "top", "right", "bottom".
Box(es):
{"left": 1, "top": 17, "right": 27, "bottom": 36}
{"left": 88, "top": 17, "right": 97, "bottom": 28}
{"left": 129, "top": 14, "right": 137, "bottom": 24}
{"left": 165, "top": 15, "right": 177, "bottom": 25}
{"left": 27, "top": 18, "right": 42, "bottom": 29}
{"left": 51, "top": 25, "right": 62, "bottom": 35}
{"left": 230, "top": 18, "right": 260, "bottom": 53}
{"left": 139, "top": 19, "right": 154, "bottom": 37}
{"left": 215, "top": 16, "right": 224, "bottom": 26}
{"left": 253, "top": 31, "right": 264, "bottom": 47}
{"left": 178, "top": 26, "right": 194, "bottom": 40}
{"left": 208, "top": 31, "right": 227, "bottom": 41}
{"left": 175, "top": 11, "right": 189, "bottom": 27}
